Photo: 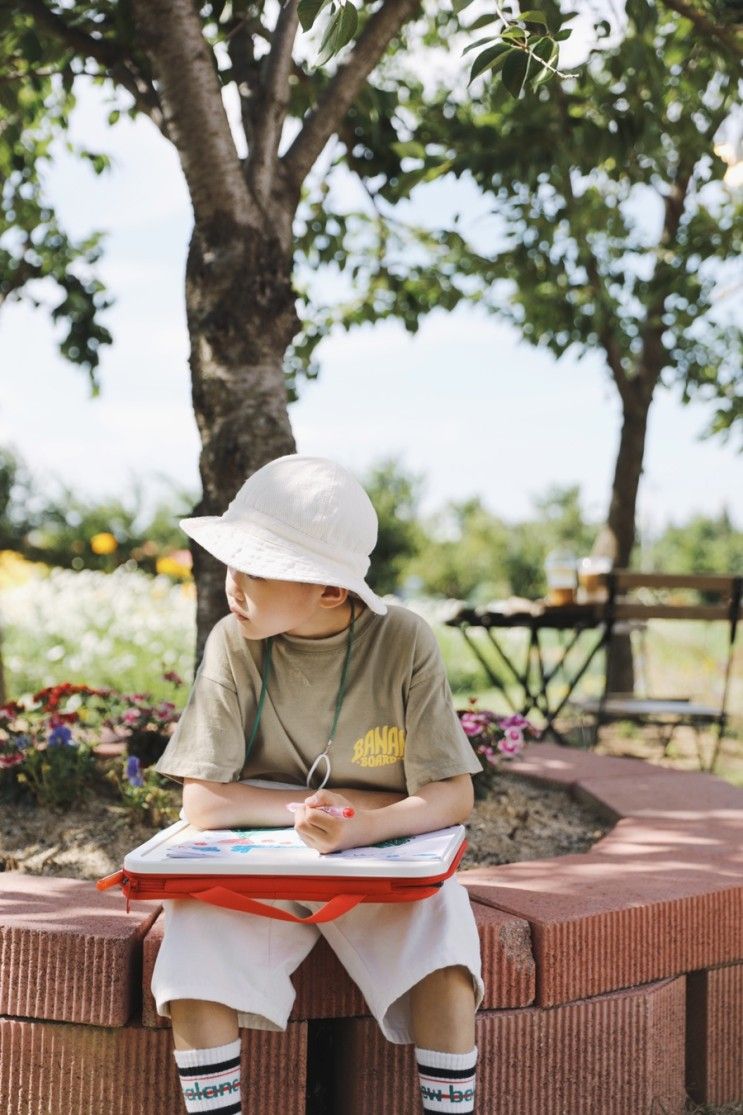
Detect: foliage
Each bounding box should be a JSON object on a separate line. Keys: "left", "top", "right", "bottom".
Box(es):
{"left": 0, "top": 683, "right": 111, "bottom": 808}
{"left": 647, "top": 510, "right": 743, "bottom": 575}
{"left": 0, "top": 10, "right": 113, "bottom": 384}
{"left": 0, "top": 446, "right": 197, "bottom": 575}
{"left": 457, "top": 697, "right": 539, "bottom": 797}
{"left": 363, "top": 456, "right": 427, "bottom": 597}
{"left": 0, "top": 671, "right": 184, "bottom": 819}
{"left": 107, "top": 754, "right": 180, "bottom": 827}
{"left": 402, "top": 484, "right": 599, "bottom": 603}
{"left": 0, "top": 0, "right": 578, "bottom": 401}
{"left": 356, "top": 0, "right": 743, "bottom": 440}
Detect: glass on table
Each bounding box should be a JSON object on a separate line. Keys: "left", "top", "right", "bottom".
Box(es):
{"left": 544, "top": 550, "right": 578, "bottom": 606}
{"left": 577, "top": 556, "right": 612, "bottom": 601}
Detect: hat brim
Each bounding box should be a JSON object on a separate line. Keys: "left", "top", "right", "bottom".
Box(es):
{"left": 180, "top": 516, "right": 389, "bottom": 616}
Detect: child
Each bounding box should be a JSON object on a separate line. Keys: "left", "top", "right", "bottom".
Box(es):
{"left": 152, "top": 454, "right": 484, "bottom": 1114}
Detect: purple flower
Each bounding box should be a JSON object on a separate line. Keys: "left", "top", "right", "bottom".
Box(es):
{"left": 499, "top": 715, "right": 533, "bottom": 731}
{"left": 13, "top": 733, "right": 31, "bottom": 751}
{"left": 125, "top": 755, "right": 144, "bottom": 788}
{"left": 47, "top": 725, "right": 74, "bottom": 748}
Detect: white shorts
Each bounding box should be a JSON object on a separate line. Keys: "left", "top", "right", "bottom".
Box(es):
{"left": 151, "top": 877, "right": 484, "bottom": 1044}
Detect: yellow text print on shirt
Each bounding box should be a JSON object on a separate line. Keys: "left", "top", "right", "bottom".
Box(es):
{"left": 351, "top": 725, "right": 406, "bottom": 768}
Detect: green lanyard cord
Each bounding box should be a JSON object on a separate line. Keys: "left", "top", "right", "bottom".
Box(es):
{"left": 244, "top": 599, "right": 356, "bottom": 773}
{"left": 244, "top": 637, "right": 272, "bottom": 763}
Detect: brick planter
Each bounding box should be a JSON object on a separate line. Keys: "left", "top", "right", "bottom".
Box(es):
{"left": 2, "top": 742, "right": 743, "bottom": 1113}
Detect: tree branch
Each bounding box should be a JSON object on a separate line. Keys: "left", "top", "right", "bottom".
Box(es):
{"left": 226, "top": 19, "right": 262, "bottom": 152}
{"left": 131, "top": 0, "right": 255, "bottom": 231}
{"left": 553, "top": 88, "right": 633, "bottom": 404}
{"left": 282, "top": 0, "right": 421, "bottom": 193}
{"left": 247, "top": 0, "right": 300, "bottom": 205}
{"left": 658, "top": 0, "right": 743, "bottom": 59}
{"left": 20, "top": 0, "right": 167, "bottom": 133}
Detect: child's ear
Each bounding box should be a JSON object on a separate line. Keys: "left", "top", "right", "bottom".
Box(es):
{"left": 320, "top": 584, "right": 348, "bottom": 607}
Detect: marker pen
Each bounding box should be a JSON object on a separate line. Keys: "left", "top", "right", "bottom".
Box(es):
{"left": 286, "top": 802, "right": 355, "bottom": 819}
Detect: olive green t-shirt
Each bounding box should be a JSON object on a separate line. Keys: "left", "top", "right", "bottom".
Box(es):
{"left": 155, "top": 602, "right": 482, "bottom": 796}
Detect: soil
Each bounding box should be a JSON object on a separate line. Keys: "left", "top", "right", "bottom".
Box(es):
{"left": 0, "top": 769, "right": 612, "bottom": 881}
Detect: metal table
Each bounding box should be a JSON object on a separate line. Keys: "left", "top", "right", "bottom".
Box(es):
{"left": 445, "top": 600, "right": 610, "bottom": 744}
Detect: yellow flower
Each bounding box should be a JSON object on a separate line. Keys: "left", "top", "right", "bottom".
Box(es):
{"left": 156, "top": 554, "right": 193, "bottom": 580}
{"left": 90, "top": 532, "right": 118, "bottom": 555}
{"left": 0, "top": 550, "right": 48, "bottom": 589}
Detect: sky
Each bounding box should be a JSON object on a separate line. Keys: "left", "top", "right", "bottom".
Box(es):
{"left": 1, "top": 34, "right": 741, "bottom": 543}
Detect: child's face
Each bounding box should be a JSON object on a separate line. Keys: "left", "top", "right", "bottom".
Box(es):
{"left": 225, "top": 566, "right": 349, "bottom": 639}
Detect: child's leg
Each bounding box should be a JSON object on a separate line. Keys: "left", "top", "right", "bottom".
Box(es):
{"left": 170, "top": 999, "right": 242, "bottom": 1114}
{"left": 410, "top": 965, "right": 475, "bottom": 1052}
{"left": 171, "top": 998, "right": 239, "bottom": 1050}
{"left": 411, "top": 966, "right": 478, "bottom": 1114}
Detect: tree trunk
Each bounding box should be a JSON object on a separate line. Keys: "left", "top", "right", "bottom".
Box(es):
{"left": 593, "top": 387, "right": 654, "bottom": 695}
{"left": 186, "top": 215, "right": 300, "bottom": 664}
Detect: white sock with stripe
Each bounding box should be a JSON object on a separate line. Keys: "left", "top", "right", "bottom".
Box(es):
{"left": 173, "top": 1038, "right": 242, "bottom": 1114}
{"left": 416, "top": 1045, "right": 478, "bottom": 1113}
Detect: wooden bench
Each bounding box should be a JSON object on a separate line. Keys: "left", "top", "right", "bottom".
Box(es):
{"left": 570, "top": 570, "right": 742, "bottom": 771}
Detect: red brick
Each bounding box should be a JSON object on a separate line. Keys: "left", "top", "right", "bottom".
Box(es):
{"left": 506, "top": 741, "right": 653, "bottom": 788}
{"left": 575, "top": 770, "right": 743, "bottom": 821}
{"left": 141, "top": 917, "right": 168, "bottom": 1029}
{"left": 141, "top": 897, "right": 536, "bottom": 1027}
{"left": 334, "top": 976, "right": 686, "bottom": 1115}
{"left": 470, "top": 900, "right": 535, "bottom": 1009}
{"left": 0, "top": 1017, "right": 306, "bottom": 1114}
{"left": 461, "top": 849, "right": 743, "bottom": 1006}
{"left": 0, "top": 873, "right": 160, "bottom": 1027}
{"left": 687, "top": 960, "right": 743, "bottom": 1106}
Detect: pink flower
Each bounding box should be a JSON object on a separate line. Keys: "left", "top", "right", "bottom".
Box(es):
{"left": 498, "top": 732, "right": 525, "bottom": 757}
{"left": 122, "top": 709, "right": 141, "bottom": 725}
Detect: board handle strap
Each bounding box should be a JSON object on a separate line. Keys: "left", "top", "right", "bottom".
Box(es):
{"left": 191, "top": 887, "right": 365, "bottom": 923}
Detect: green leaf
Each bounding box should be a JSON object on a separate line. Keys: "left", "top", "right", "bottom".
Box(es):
{"left": 469, "top": 43, "right": 512, "bottom": 82}
{"left": 317, "top": 2, "right": 358, "bottom": 64}
{"left": 421, "top": 158, "right": 454, "bottom": 182}
{"left": 463, "top": 35, "right": 499, "bottom": 56}
{"left": 501, "top": 49, "right": 531, "bottom": 97}
{"left": 501, "top": 26, "right": 528, "bottom": 43}
{"left": 518, "top": 10, "right": 548, "bottom": 25}
{"left": 466, "top": 13, "right": 501, "bottom": 30}
{"left": 453, "top": 0, "right": 477, "bottom": 12}
{"left": 298, "top": 0, "right": 330, "bottom": 32}
{"left": 391, "top": 141, "right": 427, "bottom": 159}
{"left": 20, "top": 30, "right": 43, "bottom": 64}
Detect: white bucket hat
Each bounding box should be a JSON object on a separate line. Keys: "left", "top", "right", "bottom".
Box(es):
{"left": 180, "top": 454, "right": 388, "bottom": 615}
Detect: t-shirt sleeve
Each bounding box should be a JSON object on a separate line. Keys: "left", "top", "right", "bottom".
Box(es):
{"left": 154, "top": 622, "right": 248, "bottom": 784}
{"left": 402, "top": 619, "right": 483, "bottom": 796}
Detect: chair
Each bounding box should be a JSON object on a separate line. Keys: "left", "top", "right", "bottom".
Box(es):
{"left": 570, "top": 571, "right": 742, "bottom": 772}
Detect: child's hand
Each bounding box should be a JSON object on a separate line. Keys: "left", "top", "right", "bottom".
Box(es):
{"left": 292, "top": 788, "right": 372, "bottom": 854}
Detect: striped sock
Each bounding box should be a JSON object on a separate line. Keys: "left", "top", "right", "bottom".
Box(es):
{"left": 416, "top": 1045, "right": 478, "bottom": 1113}
{"left": 173, "top": 1038, "right": 242, "bottom": 1114}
